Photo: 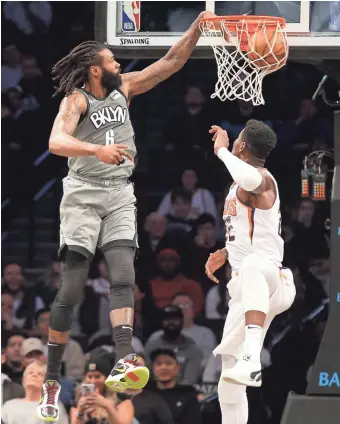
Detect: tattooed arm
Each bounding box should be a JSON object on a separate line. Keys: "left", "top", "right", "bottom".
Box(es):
{"left": 49, "top": 91, "right": 98, "bottom": 157}
{"left": 121, "top": 11, "right": 215, "bottom": 98}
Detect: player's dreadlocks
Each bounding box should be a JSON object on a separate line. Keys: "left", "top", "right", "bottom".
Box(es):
{"left": 52, "top": 41, "right": 105, "bottom": 97}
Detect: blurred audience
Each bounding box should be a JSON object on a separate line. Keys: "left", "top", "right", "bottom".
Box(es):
{"left": 145, "top": 305, "right": 203, "bottom": 385}
{"left": 148, "top": 348, "right": 202, "bottom": 424}
{"left": 2, "top": 331, "right": 25, "bottom": 384}
{"left": 133, "top": 354, "right": 175, "bottom": 424}
{"left": 148, "top": 249, "right": 204, "bottom": 316}
{"left": 158, "top": 169, "right": 217, "bottom": 219}
{"left": 1, "top": 360, "right": 69, "bottom": 424}
{"left": 35, "top": 308, "right": 85, "bottom": 381}
{"left": 70, "top": 356, "right": 135, "bottom": 424}
{"left": 2, "top": 263, "right": 44, "bottom": 331}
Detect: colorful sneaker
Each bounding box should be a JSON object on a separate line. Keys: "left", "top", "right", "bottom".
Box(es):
{"left": 105, "top": 353, "right": 149, "bottom": 392}
{"left": 37, "top": 380, "right": 61, "bottom": 422}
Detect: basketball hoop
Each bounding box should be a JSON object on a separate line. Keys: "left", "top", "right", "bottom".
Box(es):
{"left": 200, "top": 15, "right": 288, "bottom": 105}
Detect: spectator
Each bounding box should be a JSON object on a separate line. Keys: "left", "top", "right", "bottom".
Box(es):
{"left": 20, "top": 337, "right": 46, "bottom": 368}
{"left": 1, "top": 348, "right": 25, "bottom": 405}
{"left": 158, "top": 169, "right": 217, "bottom": 219}
{"left": 277, "top": 98, "right": 333, "bottom": 151}
{"left": 35, "top": 308, "right": 85, "bottom": 382}
{"left": 148, "top": 348, "right": 202, "bottom": 424}
{"left": 148, "top": 249, "right": 204, "bottom": 316}
{"left": 4, "top": 86, "right": 44, "bottom": 156}
{"left": 149, "top": 293, "right": 216, "bottom": 365}
{"left": 189, "top": 214, "right": 225, "bottom": 292}
{"left": 2, "top": 331, "right": 25, "bottom": 384}
{"left": 70, "top": 357, "right": 135, "bottom": 424}
{"left": 36, "top": 254, "right": 61, "bottom": 307}
{"left": 70, "top": 284, "right": 111, "bottom": 347}
{"left": 19, "top": 54, "right": 51, "bottom": 111}
{"left": 137, "top": 213, "right": 192, "bottom": 283}
{"left": 165, "top": 188, "right": 195, "bottom": 234}
{"left": 1, "top": 293, "right": 22, "bottom": 343}
{"left": 164, "top": 86, "right": 212, "bottom": 154}
{"left": 1, "top": 45, "right": 22, "bottom": 91}
{"left": 21, "top": 333, "right": 74, "bottom": 407}
{"left": 172, "top": 293, "right": 216, "bottom": 364}
{"left": 133, "top": 354, "right": 175, "bottom": 424}
{"left": 88, "top": 257, "right": 111, "bottom": 295}
{"left": 145, "top": 305, "right": 203, "bottom": 385}
{"left": 1, "top": 360, "right": 69, "bottom": 424}
{"left": 2, "top": 263, "right": 44, "bottom": 331}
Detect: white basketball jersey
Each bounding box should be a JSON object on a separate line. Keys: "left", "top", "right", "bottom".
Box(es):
{"left": 223, "top": 172, "right": 284, "bottom": 270}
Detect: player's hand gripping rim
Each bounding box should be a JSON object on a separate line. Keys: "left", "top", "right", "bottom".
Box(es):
{"left": 205, "top": 248, "right": 228, "bottom": 284}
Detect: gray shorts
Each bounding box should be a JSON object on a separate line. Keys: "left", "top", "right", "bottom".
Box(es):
{"left": 59, "top": 175, "right": 137, "bottom": 257}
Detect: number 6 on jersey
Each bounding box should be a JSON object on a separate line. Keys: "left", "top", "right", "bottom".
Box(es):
{"left": 106, "top": 129, "right": 115, "bottom": 145}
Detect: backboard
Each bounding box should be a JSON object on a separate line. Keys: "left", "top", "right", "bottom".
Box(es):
{"left": 95, "top": 1, "right": 340, "bottom": 60}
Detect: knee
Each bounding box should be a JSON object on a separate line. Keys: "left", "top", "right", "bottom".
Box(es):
{"left": 104, "top": 247, "right": 135, "bottom": 289}
{"left": 56, "top": 249, "right": 90, "bottom": 307}
{"left": 241, "top": 253, "right": 264, "bottom": 272}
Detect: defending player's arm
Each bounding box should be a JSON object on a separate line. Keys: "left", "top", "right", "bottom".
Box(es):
{"left": 205, "top": 248, "right": 228, "bottom": 284}
{"left": 121, "top": 11, "right": 215, "bottom": 98}
{"left": 49, "top": 91, "right": 133, "bottom": 164}
{"left": 210, "top": 125, "right": 267, "bottom": 194}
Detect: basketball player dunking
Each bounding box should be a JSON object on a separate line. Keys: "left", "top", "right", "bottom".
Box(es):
{"left": 205, "top": 121, "right": 296, "bottom": 424}
{"left": 37, "top": 10, "right": 214, "bottom": 422}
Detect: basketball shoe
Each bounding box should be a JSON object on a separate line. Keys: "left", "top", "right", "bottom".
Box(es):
{"left": 37, "top": 380, "right": 61, "bottom": 422}
{"left": 105, "top": 353, "right": 149, "bottom": 392}
{"left": 222, "top": 353, "right": 262, "bottom": 387}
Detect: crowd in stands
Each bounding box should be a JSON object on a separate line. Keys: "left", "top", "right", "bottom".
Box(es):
{"left": 1, "top": 2, "right": 336, "bottom": 424}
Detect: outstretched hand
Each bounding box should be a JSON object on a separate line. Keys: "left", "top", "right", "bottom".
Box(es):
{"left": 205, "top": 249, "right": 228, "bottom": 284}
{"left": 209, "top": 125, "right": 229, "bottom": 154}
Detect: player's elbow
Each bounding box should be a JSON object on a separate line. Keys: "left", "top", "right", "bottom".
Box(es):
{"left": 48, "top": 136, "right": 60, "bottom": 154}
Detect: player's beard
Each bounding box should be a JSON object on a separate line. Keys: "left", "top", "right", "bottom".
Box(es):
{"left": 101, "top": 68, "right": 122, "bottom": 92}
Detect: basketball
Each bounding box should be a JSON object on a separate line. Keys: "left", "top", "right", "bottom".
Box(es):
{"left": 247, "top": 29, "right": 287, "bottom": 71}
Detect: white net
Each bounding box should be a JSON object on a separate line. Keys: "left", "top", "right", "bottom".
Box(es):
{"left": 200, "top": 17, "right": 288, "bottom": 106}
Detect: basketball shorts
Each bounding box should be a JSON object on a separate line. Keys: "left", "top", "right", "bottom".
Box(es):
{"left": 59, "top": 175, "right": 137, "bottom": 257}
{"left": 213, "top": 257, "right": 296, "bottom": 360}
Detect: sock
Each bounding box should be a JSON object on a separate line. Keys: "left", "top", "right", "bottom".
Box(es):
{"left": 113, "top": 325, "right": 133, "bottom": 362}
{"left": 243, "top": 325, "right": 262, "bottom": 364}
{"left": 46, "top": 343, "right": 66, "bottom": 383}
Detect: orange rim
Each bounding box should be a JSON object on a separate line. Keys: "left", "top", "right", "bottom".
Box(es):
{"left": 200, "top": 15, "right": 286, "bottom": 33}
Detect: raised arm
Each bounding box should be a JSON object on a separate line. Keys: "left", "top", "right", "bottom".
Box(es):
{"left": 49, "top": 91, "right": 98, "bottom": 157}
{"left": 121, "top": 11, "right": 215, "bottom": 98}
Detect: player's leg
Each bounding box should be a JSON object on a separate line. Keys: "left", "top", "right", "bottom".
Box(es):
{"left": 213, "top": 273, "right": 249, "bottom": 423}
{"left": 222, "top": 254, "right": 295, "bottom": 386}
{"left": 98, "top": 182, "right": 149, "bottom": 392}
{"left": 38, "top": 179, "right": 102, "bottom": 421}
{"left": 219, "top": 355, "right": 248, "bottom": 424}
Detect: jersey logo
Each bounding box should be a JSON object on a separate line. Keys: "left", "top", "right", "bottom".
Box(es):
{"left": 90, "top": 105, "right": 127, "bottom": 130}
{"left": 110, "top": 90, "right": 122, "bottom": 100}
{"left": 224, "top": 197, "right": 237, "bottom": 217}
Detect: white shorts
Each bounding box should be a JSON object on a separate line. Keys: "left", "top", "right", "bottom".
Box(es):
{"left": 213, "top": 258, "right": 296, "bottom": 360}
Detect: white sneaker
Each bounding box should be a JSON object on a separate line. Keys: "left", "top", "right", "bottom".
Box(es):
{"left": 222, "top": 354, "right": 262, "bottom": 387}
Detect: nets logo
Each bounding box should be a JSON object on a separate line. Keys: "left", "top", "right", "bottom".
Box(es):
{"left": 122, "top": 1, "right": 140, "bottom": 32}
{"left": 319, "top": 372, "right": 340, "bottom": 387}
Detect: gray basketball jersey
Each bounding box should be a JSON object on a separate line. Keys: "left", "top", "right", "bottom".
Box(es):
{"left": 68, "top": 88, "right": 136, "bottom": 180}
